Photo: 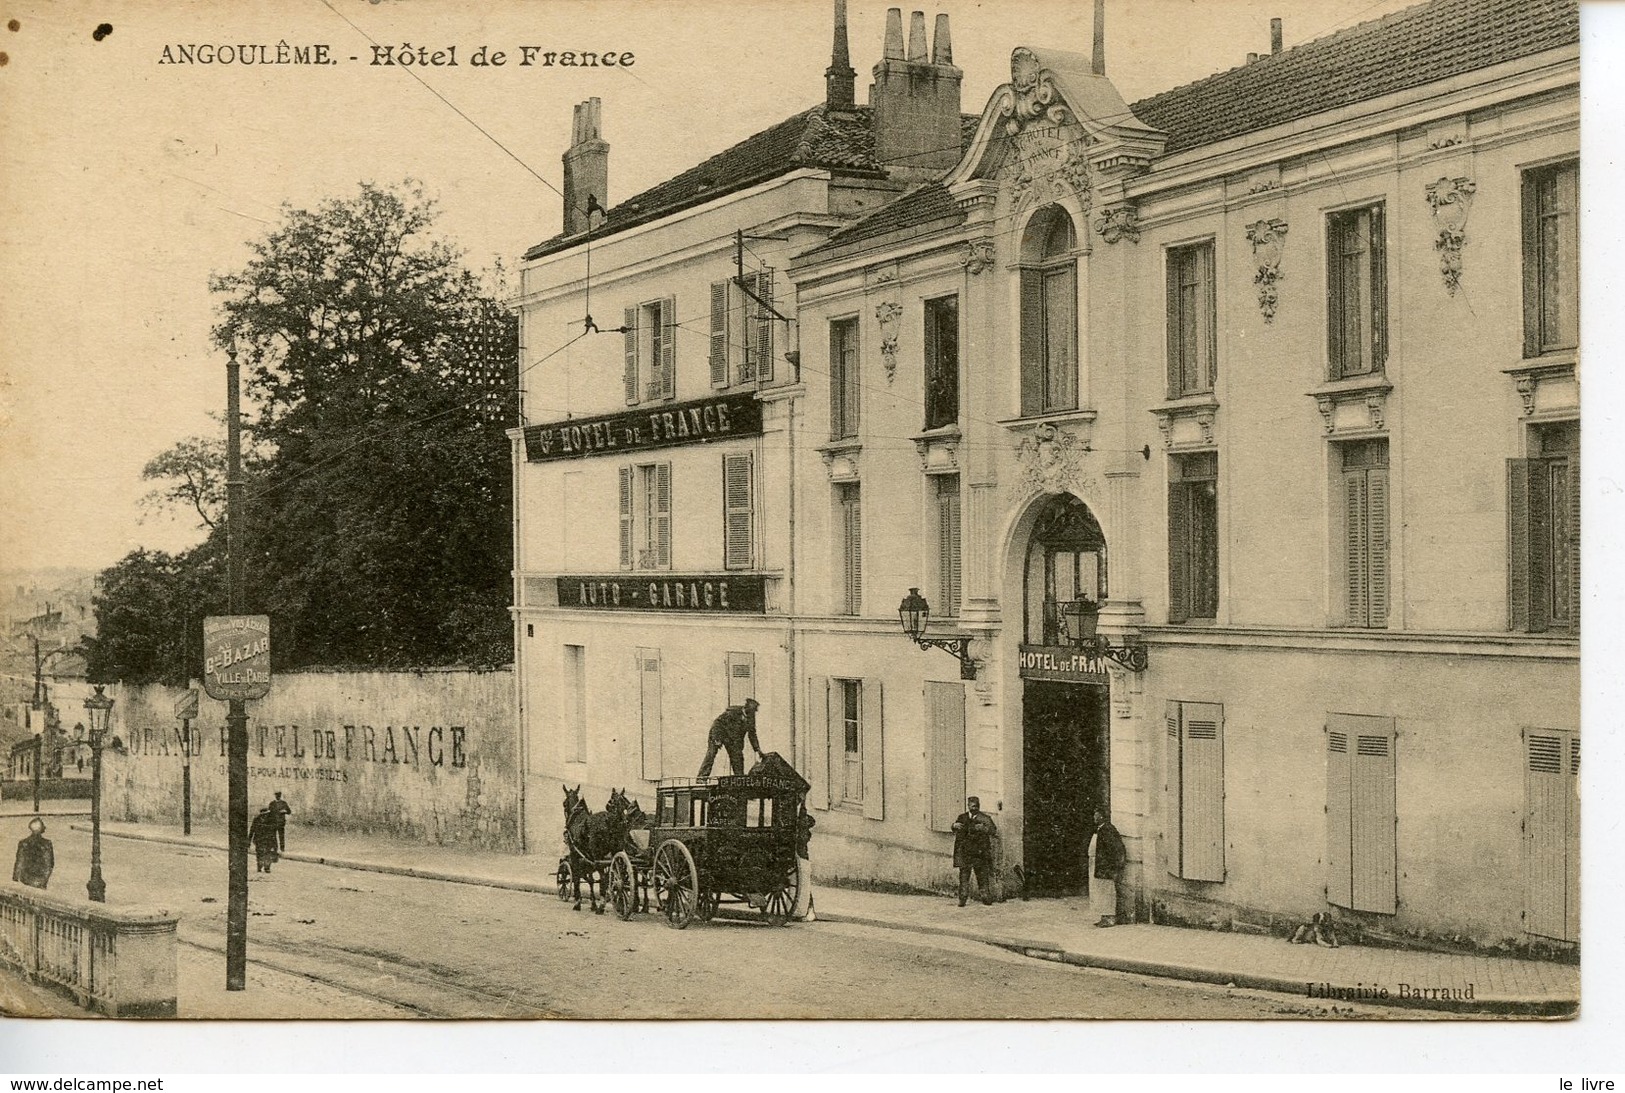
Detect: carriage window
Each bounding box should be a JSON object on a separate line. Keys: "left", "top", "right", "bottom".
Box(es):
{"left": 745, "top": 797, "right": 776, "bottom": 828}
{"left": 690, "top": 797, "right": 708, "bottom": 827}
{"left": 658, "top": 794, "right": 676, "bottom": 826}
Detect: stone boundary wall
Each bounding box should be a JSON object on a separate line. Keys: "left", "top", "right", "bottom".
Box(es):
{"left": 107, "top": 668, "right": 518, "bottom": 851}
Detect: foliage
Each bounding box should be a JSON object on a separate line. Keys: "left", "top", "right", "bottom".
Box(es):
{"left": 92, "top": 181, "right": 516, "bottom": 682}
{"left": 139, "top": 435, "right": 228, "bottom": 530}
{"left": 85, "top": 544, "right": 226, "bottom": 686}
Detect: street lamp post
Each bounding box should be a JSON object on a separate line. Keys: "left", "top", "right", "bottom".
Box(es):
{"left": 896, "top": 588, "right": 977, "bottom": 680}
{"left": 83, "top": 684, "right": 115, "bottom": 903}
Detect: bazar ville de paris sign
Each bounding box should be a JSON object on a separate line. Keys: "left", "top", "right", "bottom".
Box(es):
{"left": 522, "top": 392, "right": 763, "bottom": 462}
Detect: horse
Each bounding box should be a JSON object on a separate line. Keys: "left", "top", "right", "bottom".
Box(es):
{"left": 563, "top": 785, "right": 629, "bottom": 913}
{"left": 622, "top": 796, "right": 654, "bottom": 913}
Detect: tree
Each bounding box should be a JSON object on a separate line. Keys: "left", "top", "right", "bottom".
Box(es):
{"left": 85, "top": 543, "right": 226, "bottom": 685}
{"left": 139, "top": 435, "right": 227, "bottom": 530}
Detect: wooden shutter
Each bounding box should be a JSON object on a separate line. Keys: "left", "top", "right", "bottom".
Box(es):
{"left": 654, "top": 462, "right": 672, "bottom": 568}
{"left": 1325, "top": 722, "right": 1353, "bottom": 908}
{"left": 1326, "top": 215, "right": 1343, "bottom": 378}
{"left": 639, "top": 648, "right": 662, "bottom": 781}
{"left": 754, "top": 270, "right": 775, "bottom": 384}
{"left": 1366, "top": 467, "right": 1390, "bottom": 626}
{"left": 937, "top": 477, "right": 961, "bottom": 615}
{"left": 1341, "top": 715, "right": 1397, "bottom": 915}
{"left": 1020, "top": 269, "right": 1043, "bottom": 416}
{"left": 1523, "top": 729, "right": 1578, "bottom": 941}
{"left": 806, "top": 677, "right": 831, "bottom": 811}
{"left": 1201, "top": 242, "right": 1218, "bottom": 386}
{"left": 843, "top": 487, "right": 862, "bottom": 615}
{"left": 861, "top": 679, "right": 885, "bottom": 820}
{"left": 726, "top": 651, "right": 755, "bottom": 708}
{"left": 618, "top": 466, "right": 634, "bottom": 569}
{"left": 926, "top": 681, "right": 966, "bottom": 833}
{"left": 710, "top": 281, "right": 729, "bottom": 387}
{"left": 1521, "top": 171, "right": 1542, "bottom": 358}
{"left": 1165, "top": 252, "right": 1182, "bottom": 398}
{"left": 1369, "top": 205, "right": 1388, "bottom": 371}
{"left": 1164, "top": 701, "right": 1183, "bottom": 875}
{"left": 723, "top": 452, "right": 754, "bottom": 570}
{"left": 1568, "top": 450, "right": 1580, "bottom": 628}
{"left": 658, "top": 296, "right": 677, "bottom": 400}
{"left": 623, "top": 306, "right": 639, "bottom": 405}
{"left": 1180, "top": 701, "right": 1225, "bottom": 882}
{"left": 1344, "top": 471, "right": 1369, "bottom": 626}
{"left": 1508, "top": 458, "right": 1534, "bottom": 631}
{"left": 1167, "top": 481, "right": 1190, "bottom": 624}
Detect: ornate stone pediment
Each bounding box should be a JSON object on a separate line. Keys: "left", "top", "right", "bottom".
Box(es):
{"left": 994, "top": 48, "right": 1092, "bottom": 215}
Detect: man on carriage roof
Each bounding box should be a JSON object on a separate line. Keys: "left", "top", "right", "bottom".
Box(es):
{"left": 698, "top": 696, "right": 762, "bottom": 778}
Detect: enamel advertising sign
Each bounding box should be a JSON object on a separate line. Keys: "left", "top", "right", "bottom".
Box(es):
{"left": 202, "top": 615, "right": 272, "bottom": 701}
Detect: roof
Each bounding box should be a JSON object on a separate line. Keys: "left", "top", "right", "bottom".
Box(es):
{"left": 816, "top": 182, "right": 965, "bottom": 252}
{"left": 1130, "top": 0, "right": 1578, "bottom": 155}
{"left": 525, "top": 107, "right": 983, "bottom": 262}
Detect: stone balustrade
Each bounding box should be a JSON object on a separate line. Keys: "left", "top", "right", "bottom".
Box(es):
{"left": 0, "top": 880, "right": 177, "bottom": 1016}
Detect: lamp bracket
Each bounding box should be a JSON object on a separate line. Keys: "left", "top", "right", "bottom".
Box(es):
{"left": 1081, "top": 634, "right": 1149, "bottom": 672}
{"left": 915, "top": 635, "right": 977, "bottom": 680}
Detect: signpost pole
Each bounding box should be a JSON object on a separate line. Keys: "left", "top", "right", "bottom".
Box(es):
{"left": 225, "top": 348, "right": 249, "bottom": 992}
{"left": 181, "top": 717, "right": 192, "bottom": 837}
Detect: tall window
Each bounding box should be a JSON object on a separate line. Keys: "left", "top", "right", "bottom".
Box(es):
{"left": 619, "top": 462, "right": 672, "bottom": 570}
{"left": 934, "top": 475, "right": 962, "bottom": 618}
{"left": 837, "top": 483, "right": 862, "bottom": 615}
{"left": 830, "top": 317, "right": 860, "bottom": 440}
{"left": 839, "top": 679, "right": 863, "bottom": 806}
{"left": 1166, "top": 242, "right": 1216, "bottom": 397}
{"left": 1325, "top": 714, "right": 1397, "bottom": 915}
{"left": 565, "top": 645, "right": 586, "bottom": 763}
{"left": 1020, "top": 206, "right": 1079, "bottom": 416}
{"left": 711, "top": 272, "right": 778, "bottom": 386}
{"left": 924, "top": 295, "right": 960, "bottom": 430}
{"left": 1326, "top": 204, "right": 1387, "bottom": 379}
{"left": 1168, "top": 451, "right": 1218, "bottom": 622}
{"left": 1340, "top": 440, "right": 1389, "bottom": 628}
{"left": 722, "top": 452, "right": 754, "bottom": 570}
{"left": 1522, "top": 161, "right": 1579, "bottom": 358}
{"left": 1165, "top": 700, "right": 1224, "bottom": 882}
{"left": 624, "top": 297, "right": 676, "bottom": 404}
{"left": 1508, "top": 421, "right": 1578, "bottom": 632}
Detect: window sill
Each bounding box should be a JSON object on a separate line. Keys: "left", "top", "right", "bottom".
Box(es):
{"left": 1149, "top": 395, "right": 1218, "bottom": 451}
{"left": 1503, "top": 358, "right": 1578, "bottom": 418}
{"left": 996, "top": 408, "right": 1098, "bottom": 430}
{"left": 819, "top": 438, "right": 862, "bottom": 482}
{"left": 912, "top": 425, "right": 962, "bottom": 474}
{"left": 1307, "top": 376, "right": 1393, "bottom": 436}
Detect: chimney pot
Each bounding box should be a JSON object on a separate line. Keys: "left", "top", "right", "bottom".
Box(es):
{"left": 561, "top": 97, "right": 608, "bottom": 236}
{"left": 883, "top": 8, "right": 904, "bottom": 59}
{"left": 907, "top": 11, "right": 928, "bottom": 62}
{"left": 826, "top": 0, "right": 857, "bottom": 109}
{"left": 1270, "top": 17, "right": 1283, "bottom": 54}
{"left": 1246, "top": 52, "right": 1259, "bottom": 64}
{"left": 932, "top": 13, "right": 952, "bottom": 65}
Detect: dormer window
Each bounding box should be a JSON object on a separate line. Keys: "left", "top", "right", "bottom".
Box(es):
{"left": 1019, "top": 206, "right": 1079, "bottom": 416}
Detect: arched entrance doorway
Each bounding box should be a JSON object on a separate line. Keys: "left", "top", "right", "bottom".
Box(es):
{"left": 1019, "top": 494, "right": 1111, "bottom": 897}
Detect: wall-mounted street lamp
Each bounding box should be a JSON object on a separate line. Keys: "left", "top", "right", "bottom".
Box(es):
{"left": 1053, "top": 597, "right": 1149, "bottom": 672}
{"left": 81, "top": 685, "right": 118, "bottom": 903}
{"left": 897, "top": 588, "right": 977, "bottom": 680}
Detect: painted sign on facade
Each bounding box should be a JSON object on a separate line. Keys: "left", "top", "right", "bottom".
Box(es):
{"left": 202, "top": 615, "right": 271, "bottom": 700}
{"left": 557, "top": 574, "right": 767, "bottom": 613}
{"left": 521, "top": 392, "right": 763, "bottom": 462}
{"left": 1017, "top": 644, "right": 1110, "bottom": 684}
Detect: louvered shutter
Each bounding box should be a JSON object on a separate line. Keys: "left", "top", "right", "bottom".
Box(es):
{"left": 1523, "top": 729, "right": 1573, "bottom": 940}
{"left": 726, "top": 651, "right": 755, "bottom": 708}
{"left": 1366, "top": 467, "right": 1390, "bottom": 626}
{"left": 1346, "top": 716, "right": 1397, "bottom": 914}
{"left": 1165, "top": 252, "right": 1182, "bottom": 397}
{"left": 653, "top": 463, "right": 672, "bottom": 568}
{"left": 1180, "top": 701, "right": 1225, "bottom": 882}
{"left": 1566, "top": 734, "right": 1580, "bottom": 940}
{"left": 1344, "top": 472, "right": 1369, "bottom": 626}
{"left": 1168, "top": 482, "right": 1190, "bottom": 624}
{"left": 1508, "top": 458, "right": 1534, "bottom": 631}
{"left": 843, "top": 488, "right": 862, "bottom": 615}
{"left": 1528, "top": 460, "right": 1553, "bottom": 633}
{"left": 1569, "top": 451, "right": 1581, "bottom": 628}
{"left": 1020, "top": 269, "right": 1043, "bottom": 416}
{"left": 738, "top": 278, "right": 758, "bottom": 385}
{"left": 710, "top": 281, "right": 729, "bottom": 387}
{"left": 1325, "top": 721, "right": 1353, "bottom": 908}
{"left": 937, "top": 478, "right": 961, "bottom": 615}
{"left": 754, "top": 271, "right": 775, "bottom": 383}
{"left": 723, "top": 452, "right": 754, "bottom": 570}
{"left": 1369, "top": 205, "right": 1388, "bottom": 370}
{"left": 926, "top": 681, "right": 966, "bottom": 833}
{"left": 639, "top": 648, "right": 662, "bottom": 781}
{"left": 1201, "top": 242, "right": 1218, "bottom": 386}
{"left": 806, "top": 677, "right": 831, "bottom": 811}
{"left": 618, "top": 466, "right": 634, "bottom": 569}
{"left": 1521, "top": 172, "right": 1542, "bottom": 358}
{"left": 1326, "top": 216, "right": 1343, "bottom": 377}
{"left": 1165, "top": 701, "right": 1183, "bottom": 876}
{"left": 658, "top": 296, "right": 677, "bottom": 400}
{"left": 861, "top": 679, "right": 885, "bottom": 820}
{"left": 623, "top": 306, "right": 639, "bottom": 405}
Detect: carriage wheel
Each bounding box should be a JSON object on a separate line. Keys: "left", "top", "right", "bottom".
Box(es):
{"left": 761, "top": 862, "right": 798, "bottom": 927}
{"left": 695, "top": 887, "right": 721, "bottom": 923}
{"left": 609, "top": 853, "right": 638, "bottom": 921}
{"left": 653, "top": 840, "right": 699, "bottom": 930}
{"left": 555, "top": 860, "right": 572, "bottom": 902}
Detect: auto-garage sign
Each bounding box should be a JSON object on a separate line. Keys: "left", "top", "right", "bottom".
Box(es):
{"left": 202, "top": 615, "right": 271, "bottom": 701}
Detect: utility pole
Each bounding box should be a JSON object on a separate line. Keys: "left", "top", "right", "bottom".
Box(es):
{"left": 225, "top": 347, "right": 249, "bottom": 991}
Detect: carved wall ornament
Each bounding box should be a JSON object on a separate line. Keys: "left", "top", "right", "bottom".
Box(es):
{"left": 1516, "top": 373, "right": 1537, "bottom": 416}
{"left": 1314, "top": 395, "right": 1336, "bottom": 433}
{"left": 1093, "top": 205, "right": 1141, "bottom": 245}
{"left": 1425, "top": 176, "right": 1476, "bottom": 295}
{"left": 1015, "top": 422, "right": 1092, "bottom": 495}
{"left": 1155, "top": 415, "right": 1174, "bottom": 450}
{"left": 995, "top": 48, "right": 1093, "bottom": 214}
{"left": 1245, "top": 217, "right": 1289, "bottom": 323}
{"left": 962, "top": 238, "right": 996, "bottom": 275}
{"left": 874, "top": 300, "right": 903, "bottom": 384}
{"left": 1194, "top": 407, "right": 1217, "bottom": 447}
{"left": 1365, "top": 392, "right": 1386, "bottom": 430}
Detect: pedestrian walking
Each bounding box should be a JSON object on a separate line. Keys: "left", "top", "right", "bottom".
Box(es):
{"left": 951, "top": 796, "right": 997, "bottom": 906}
{"left": 697, "top": 697, "right": 762, "bottom": 778}
{"left": 1087, "top": 807, "right": 1126, "bottom": 927}
{"left": 12, "top": 817, "right": 55, "bottom": 890}
{"left": 249, "top": 806, "right": 280, "bottom": 873}
{"left": 268, "top": 790, "right": 292, "bottom": 851}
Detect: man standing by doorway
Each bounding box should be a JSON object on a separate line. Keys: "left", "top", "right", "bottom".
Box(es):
{"left": 698, "top": 698, "right": 762, "bottom": 778}
{"left": 1088, "top": 807, "right": 1126, "bottom": 927}
{"left": 952, "top": 797, "right": 997, "bottom": 906}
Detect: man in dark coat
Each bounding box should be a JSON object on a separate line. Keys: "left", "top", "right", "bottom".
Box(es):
{"left": 13, "top": 817, "right": 54, "bottom": 889}
{"left": 698, "top": 697, "right": 762, "bottom": 778}
{"left": 249, "top": 807, "right": 279, "bottom": 873}
{"left": 268, "top": 791, "right": 292, "bottom": 851}
{"left": 951, "top": 797, "right": 997, "bottom": 906}
{"left": 1088, "top": 807, "right": 1127, "bottom": 927}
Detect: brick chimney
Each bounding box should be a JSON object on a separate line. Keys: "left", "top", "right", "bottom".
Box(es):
{"left": 1271, "top": 17, "right": 1284, "bottom": 54}
{"left": 1092, "top": 0, "right": 1105, "bottom": 75}
{"left": 868, "top": 9, "right": 963, "bottom": 175}
{"left": 826, "top": 0, "right": 857, "bottom": 110}
{"left": 561, "top": 98, "right": 607, "bottom": 236}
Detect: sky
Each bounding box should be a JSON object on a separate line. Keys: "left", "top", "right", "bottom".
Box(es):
{"left": 0, "top": 0, "right": 1547, "bottom": 573}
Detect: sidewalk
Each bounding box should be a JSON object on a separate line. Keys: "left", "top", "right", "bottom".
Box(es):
{"left": 87, "top": 818, "right": 1578, "bottom": 1017}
